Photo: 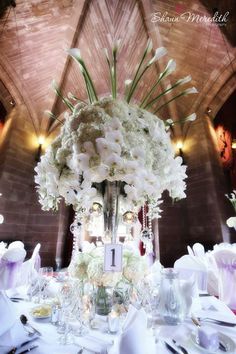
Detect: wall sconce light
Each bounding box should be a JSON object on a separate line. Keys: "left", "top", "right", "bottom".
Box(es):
{"left": 35, "top": 135, "right": 45, "bottom": 162}
{"left": 0, "top": 193, "right": 4, "bottom": 224}
{"left": 9, "top": 99, "right": 15, "bottom": 107}
{"left": 232, "top": 139, "right": 236, "bottom": 149}
{"left": 176, "top": 141, "right": 185, "bottom": 162}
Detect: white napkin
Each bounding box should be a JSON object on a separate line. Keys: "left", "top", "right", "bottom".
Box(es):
{"left": 0, "top": 320, "right": 28, "bottom": 347}
{"left": 8, "top": 241, "right": 25, "bottom": 250}
{"left": 192, "top": 243, "right": 205, "bottom": 257}
{"left": 112, "top": 305, "right": 154, "bottom": 354}
{"left": 0, "top": 291, "right": 16, "bottom": 336}
{"left": 146, "top": 260, "right": 163, "bottom": 286}
{"left": 179, "top": 277, "right": 201, "bottom": 316}
{"left": 174, "top": 255, "right": 208, "bottom": 292}
{"left": 16, "top": 243, "right": 41, "bottom": 286}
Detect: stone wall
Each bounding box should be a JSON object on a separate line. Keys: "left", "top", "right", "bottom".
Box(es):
{"left": 0, "top": 105, "right": 69, "bottom": 267}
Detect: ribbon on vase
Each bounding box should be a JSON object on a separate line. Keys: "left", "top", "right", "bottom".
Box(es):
{"left": 0, "top": 258, "right": 23, "bottom": 289}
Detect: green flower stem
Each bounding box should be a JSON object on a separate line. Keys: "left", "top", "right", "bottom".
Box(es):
{"left": 80, "top": 62, "right": 98, "bottom": 102}
{"left": 45, "top": 111, "right": 64, "bottom": 125}
{"left": 82, "top": 72, "right": 93, "bottom": 103}
{"left": 144, "top": 81, "right": 183, "bottom": 110}
{"left": 126, "top": 44, "right": 151, "bottom": 103}
{"left": 153, "top": 92, "right": 186, "bottom": 114}
{"left": 113, "top": 49, "right": 117, "bottom": 99}
{"left": 53, "top": 83, "right": 74, "bottom": 111}
{"left": 127, "top": 64, "right": 150, "bottom": 103}
{"left": 140, "top": 73, "right": 164, "bottom": 108}
{"left": 68, "top": 93, "right": 87, "bottom": 104}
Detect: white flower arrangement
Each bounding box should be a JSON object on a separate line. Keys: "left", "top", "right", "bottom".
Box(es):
{"left": 68, "top": 242, "right": 147, "bottom": 287}
{"left": 35, "top": 40, "right": 197, "bottom": 220}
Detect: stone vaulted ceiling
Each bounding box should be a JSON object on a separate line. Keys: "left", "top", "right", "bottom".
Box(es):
{"left": 0, "top": 0, "right": 235, "bottom": 137}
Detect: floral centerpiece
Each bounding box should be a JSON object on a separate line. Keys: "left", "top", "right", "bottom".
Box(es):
{"left": 35, "top": 40, "right": 197, "bottom": 245}
{"left": 226, "top": 190, "right": 236, "bottom": 230}
{"left": 68, "top": 242, "right": 148, "bottom": 315}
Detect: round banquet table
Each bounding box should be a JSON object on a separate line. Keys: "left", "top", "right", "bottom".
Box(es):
{"left": 1, "top": 293, "right": 236, "bottom": 354}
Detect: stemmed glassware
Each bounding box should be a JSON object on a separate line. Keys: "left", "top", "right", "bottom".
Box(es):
{"left": 73, "top": 285, "right": 95, "bottom": 337}
{"left": 37, "top": 267, "right": 53, "bottom": 303}
{"left": 58, "top": 282, "right": 74, "bottom": 344}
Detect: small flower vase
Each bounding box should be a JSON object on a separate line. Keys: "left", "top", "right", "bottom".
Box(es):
{"left": 95, "top": 286, "right": 112, "bottom": 316}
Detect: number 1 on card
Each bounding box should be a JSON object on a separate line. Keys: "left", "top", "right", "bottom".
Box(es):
{"left": 104, "top": 244, "right": 123, "bottom": 272}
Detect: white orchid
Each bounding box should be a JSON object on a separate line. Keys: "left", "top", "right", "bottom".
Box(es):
{"left": 35, "top": 98, "right": 187, "bottom": 218}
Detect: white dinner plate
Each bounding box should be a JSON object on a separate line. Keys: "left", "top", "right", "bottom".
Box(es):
{"left": 190, "top": 332, "right": 236, "bottom": 353}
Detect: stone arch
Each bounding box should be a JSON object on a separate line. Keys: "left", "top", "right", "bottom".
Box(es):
{"left": 0, "top": 54, "right": 39, "bottom": 134}
{"left": 192, "top": 50, "right": 236, "bottom": 117}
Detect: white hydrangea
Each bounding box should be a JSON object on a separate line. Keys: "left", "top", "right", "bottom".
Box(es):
{"left": 35, "top": 98, "right": 187, "bottom": 218}
{"left": 69, "top": 243, "right": 147, "bottom": 287}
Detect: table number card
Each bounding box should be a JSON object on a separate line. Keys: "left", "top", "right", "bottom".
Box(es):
{"left": 104, "top": 244, "right": 123, "bottom": 272}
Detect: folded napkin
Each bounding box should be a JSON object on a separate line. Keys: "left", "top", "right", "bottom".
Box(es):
{"left": 0, "top": 248, "right": 26, "bottom": 290}
{"left": 192, "top": 243, "right": 205, "bottom": 257}
{"left": 16, "top": 243, "right": 41, "bottom": 287}
{"left": 0, "top": 320, "right": 29, "bottom": 348}
{"left": 0, "top": 291, "right": 16, "bottom": 336}
{"left": 111, "top": 305, "right": 154, "bottom": 354}
{"left": 8, "top": 241, "right": 25, "bottom": 250}
{"left": 146, "top": 260, "right": 163, "bottom": 286}
{"left": 174, "top": 254, "right": 208, "bottom": 292}
{"left": 179, "top": 277, "right": 201, "bottom": 316}
{"left": 75, "top": 334, "right": 112, "bottom": 354}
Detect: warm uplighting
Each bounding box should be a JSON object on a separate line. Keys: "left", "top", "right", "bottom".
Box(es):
{"left": 38, "top": 135, "right": 45, "bottom": 146}
{"left": 176, "top": 141, "right": 183, "bottom": 150}
{"left": 122, "top": 211, "right": 137, "bottom": 225}
{"left": 232, "top": 139, "right": 236, "bottom": 149}
{"left": 35, "top": 135, "right": 45, "bottom": 162}
{"left": 89, "top": 202, "right": 103, "bottom": 216}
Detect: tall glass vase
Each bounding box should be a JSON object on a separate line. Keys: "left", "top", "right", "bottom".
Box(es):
{"left": 102, "top": 181, "right": 120, "bottom": 244}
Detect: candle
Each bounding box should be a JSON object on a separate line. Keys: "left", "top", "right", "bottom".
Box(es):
{"left": 108, "top": 311, "right": 120, "bottom": 333}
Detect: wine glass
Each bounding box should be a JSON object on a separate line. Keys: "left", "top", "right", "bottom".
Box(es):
{"left": 38, "top": 267, "right": 53, "bottom": 302}
{"left": 58, "top": 282, "right": 74, "bottom": 344}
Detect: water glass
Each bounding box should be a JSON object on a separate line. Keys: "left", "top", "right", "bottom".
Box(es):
{"left": 158, "top": 268, "right": 185, "bottom": 325}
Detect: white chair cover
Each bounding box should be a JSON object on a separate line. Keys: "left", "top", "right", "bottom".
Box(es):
{"left": 213, "top": 249, "right": 236, "bottom": 309}
{"left": 16, "top": 243, "right": 41, "bottom": 286}
{"left": 0, "top": 248, "right": 26, "bottom": 290}
{"left": 174, "top": 255, "right": 208, "bottom": 292}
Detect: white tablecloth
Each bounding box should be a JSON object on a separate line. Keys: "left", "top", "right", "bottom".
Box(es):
{"left": 1, "top": 296, "right": 236, "bottom": 354}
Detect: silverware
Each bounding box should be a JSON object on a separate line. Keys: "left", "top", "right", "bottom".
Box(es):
{"left": 219, "top": 342, "right": 228, "bottom": 352}
{"left": 17, "top": 345, "right": 38, "bottom": 354}
{"left": 197, "top": 317, "right": 236, "bottom": 327}
{"left": 191, "top": 316, "right": 228, "bottom": 352}
{"left": 172, "top": 339, "right": 188, "bottom": 354}
{"left": 20, "top": 315, "right": 42, "bottom": 336}
{"left": 164, "top": 341, "right": 180, "bottom": 354}
{"left": 7, "top": 338, "right": 38, "bottom": 354}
